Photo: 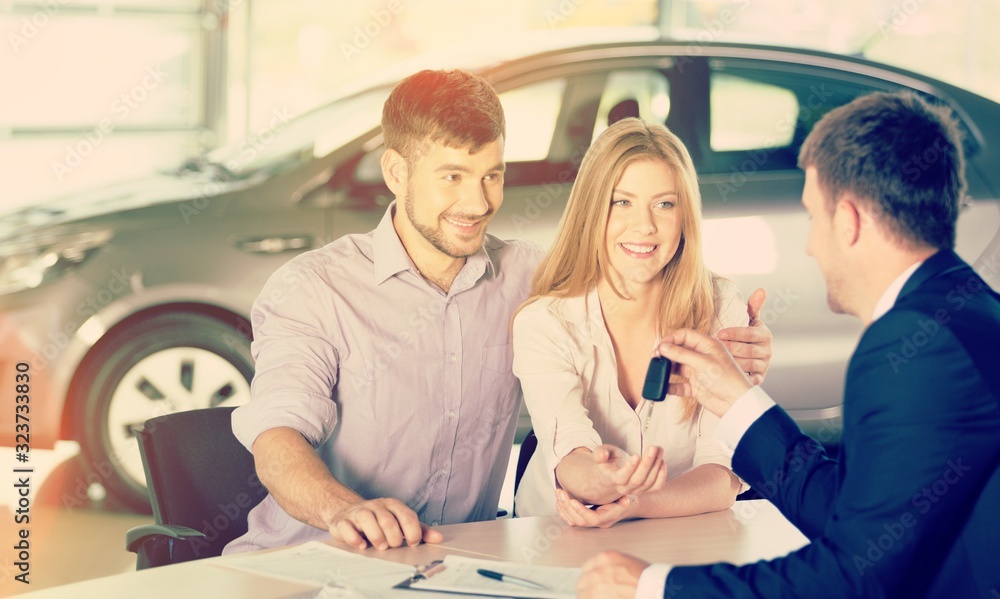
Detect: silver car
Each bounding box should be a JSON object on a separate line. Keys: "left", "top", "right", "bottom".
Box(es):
{"left": 2, "top": 33, "right": 998, "bottom": 511}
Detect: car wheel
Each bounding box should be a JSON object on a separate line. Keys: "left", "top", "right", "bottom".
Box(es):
{"left": 73, "top": 311, "right": 253, "bottom": 513}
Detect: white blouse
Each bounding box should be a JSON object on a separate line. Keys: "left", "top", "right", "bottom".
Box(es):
{"left": 512, "top": 280, "right": 748, "bottom": 516}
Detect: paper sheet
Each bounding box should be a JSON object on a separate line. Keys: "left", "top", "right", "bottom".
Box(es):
{"left": 404, "top": 554, "right": 579, "bottom": 599}
{"left": 214, "top": 541, "right": 416, "bottom": 591}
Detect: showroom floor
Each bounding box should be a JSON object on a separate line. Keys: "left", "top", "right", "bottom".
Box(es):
{"left": 0, "top": 442, "right": 152, "bottom": 595}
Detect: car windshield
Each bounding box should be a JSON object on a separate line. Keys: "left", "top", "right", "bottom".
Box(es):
{"left": 204, "top": 85, "right": 393, "bottom": 176}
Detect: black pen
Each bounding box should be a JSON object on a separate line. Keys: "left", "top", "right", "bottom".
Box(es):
{"left": 476, "top": 568, "right": 548, "bottom": 590}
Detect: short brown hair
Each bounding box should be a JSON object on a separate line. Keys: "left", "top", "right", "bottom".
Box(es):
{"left": 798, "top": 91, "right": 965, "bottom": 250}
{"left": 382, "top": 69, "right": 505, "bottom": 163}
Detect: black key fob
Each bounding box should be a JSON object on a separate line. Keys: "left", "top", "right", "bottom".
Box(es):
{"left": 641, "top": 356, "right": 672, "bottom": 401}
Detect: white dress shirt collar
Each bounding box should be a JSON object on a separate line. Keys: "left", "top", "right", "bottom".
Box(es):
{"left": 871, "top": 260, "right": 924, "bottom": 323}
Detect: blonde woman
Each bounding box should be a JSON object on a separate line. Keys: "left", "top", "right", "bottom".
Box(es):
{"left": 513, "top": 118, "right": 765, "bottom": 526}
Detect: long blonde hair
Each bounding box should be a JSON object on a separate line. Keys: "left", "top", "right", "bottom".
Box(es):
{"left": 518, "top": 118, "right": 720, "bottom": 421}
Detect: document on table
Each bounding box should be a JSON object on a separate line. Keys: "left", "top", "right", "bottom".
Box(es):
{"left": 214, "top": 540, "right": 415, "bottom": 590}
{"left": 399, "top": 554, "right": 579, "bottom": 599}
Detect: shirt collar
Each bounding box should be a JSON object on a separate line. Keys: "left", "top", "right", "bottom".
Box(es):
{"left": 542, "top": 288, "right": 604, "bottom": 347}
{"left": 373, "top": 202, "right": 414, "bottom": 284}
{"left": 586, "top": 286, "right": 604, "bottom": 331}
{"left": 871, "top": 260, "right": 925, "bottom": 322}
{"left": 372, "top": 201, "right": 497, "bottom": 287}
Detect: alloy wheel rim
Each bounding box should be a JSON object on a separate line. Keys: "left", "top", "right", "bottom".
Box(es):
{"left": 105, "top": 346, "right": 251, "bottom": 491}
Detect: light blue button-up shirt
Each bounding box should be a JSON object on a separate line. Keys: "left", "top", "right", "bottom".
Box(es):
{"left": 225, "top": 204, "right": 543, "bottom": 553}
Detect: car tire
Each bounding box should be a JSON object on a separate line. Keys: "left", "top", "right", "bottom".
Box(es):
{"left": 73, "top": 310, "right": 253, "bottom": 514}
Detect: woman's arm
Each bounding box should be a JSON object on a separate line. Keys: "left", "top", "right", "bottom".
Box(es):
{"left": 631, "top": 463, "right": 741, "bottom": 517}
{"left": 555, "top": 445, "right": 667, "bottom": 506}
{"left": 555, "top": 463, "right": 741, "bottom": 528}
{"left": 512, "top": 301, "right": 605, "bottom": 508}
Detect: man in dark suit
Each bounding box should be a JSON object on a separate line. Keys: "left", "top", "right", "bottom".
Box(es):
{"left": 577, "top": 92, "right": 1000, "bottom": 598}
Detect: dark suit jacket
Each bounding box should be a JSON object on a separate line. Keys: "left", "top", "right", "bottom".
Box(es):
{"left": 668, "top": 250, "right": 1000, "bottom": 598}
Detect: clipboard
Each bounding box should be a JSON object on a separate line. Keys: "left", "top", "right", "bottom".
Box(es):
{"left": 393, "top": 555, "right": 578, "bottom": 598}
{"left": 395, "top": 559, "right": 446, "bottom": 589}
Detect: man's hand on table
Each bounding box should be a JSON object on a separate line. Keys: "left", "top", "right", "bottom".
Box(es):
{"left": 327, "top": 497, "right": 443, "bottom": 550}
{"left": 578, "top": 550, "right": 649, "bottom": 599}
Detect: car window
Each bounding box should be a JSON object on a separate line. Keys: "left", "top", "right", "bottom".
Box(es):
{"left": 592, "top": 69, "right": 671, "bottom": 143}
{"left": 710, "top": 74, "right": 798, "bottom": 152}
{"left": 499, "top": 78, "right": 568, "bottom": 162}
{"left": 704, "top": 60, "right": 894, "bottom": 175}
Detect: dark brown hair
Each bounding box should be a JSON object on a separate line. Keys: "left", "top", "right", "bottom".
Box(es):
{"left": 798, "top": 91, "right": 965, "bottom": 249}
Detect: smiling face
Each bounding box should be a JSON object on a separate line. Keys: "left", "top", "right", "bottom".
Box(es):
{"left": 394, "top": 137, "right": 505, "bottom": 260}
{"left": 604, "top": 159, "right": 683, "bottom": 290}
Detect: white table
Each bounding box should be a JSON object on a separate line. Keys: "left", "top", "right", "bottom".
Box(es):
{"left": 21, "top": 500, "right": 807, "bottom": 598}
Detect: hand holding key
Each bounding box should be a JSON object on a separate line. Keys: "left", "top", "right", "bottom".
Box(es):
{"left": 654, "top": 328, "right": 753, "bottom": 417}
{"left": 641, "top": 355, "right": 673, "bottom": 401}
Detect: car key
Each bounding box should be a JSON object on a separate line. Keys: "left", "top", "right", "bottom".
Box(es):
{"left": 641, "top": 355, "right": 672, "bottom": 401}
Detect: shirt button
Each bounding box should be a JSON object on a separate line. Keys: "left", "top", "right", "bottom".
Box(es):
{"left": 449, "top": 354, "right": 457, "bottom": 363}
{"left": 431, "top": 521, "right": 439, "bottom": 526}
{"left": 448, "top": 409, "right": 456, "bottom": 420}
{"left": 439, "top": 467, "right": 447, "bottom": 476}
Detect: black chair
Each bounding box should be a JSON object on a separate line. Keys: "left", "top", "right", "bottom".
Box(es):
{"left": 510, "top": 429, "right": 538, "bottom": 516}
{"left": 513, "top": 429, "right": 537, "bottom": 497}
{"left": 125, "top": 407, "right": 268, "bottom": 569}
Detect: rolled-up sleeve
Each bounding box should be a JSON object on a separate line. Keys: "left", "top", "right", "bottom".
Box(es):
{"left": 232, "top": 263, "right": 341, "bottom": 451}
{"left": 512, "top": 302, "right": 602, "bottom": 476}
